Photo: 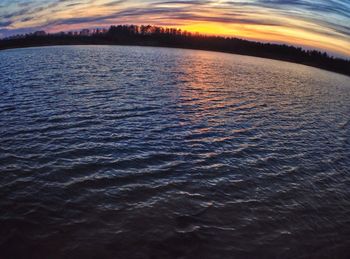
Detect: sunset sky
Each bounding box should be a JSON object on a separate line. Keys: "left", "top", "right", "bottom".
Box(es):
{"left": 1, "top": 0, "right": 349, "bottom": 57}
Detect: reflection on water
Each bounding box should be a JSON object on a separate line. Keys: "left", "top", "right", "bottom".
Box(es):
{"left": 0, "top": 46, "right": 350, "bottom": 258}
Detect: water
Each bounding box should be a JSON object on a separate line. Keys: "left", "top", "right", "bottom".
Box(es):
{"left": 0, "top": 45, "right": 349, "bottom": 258}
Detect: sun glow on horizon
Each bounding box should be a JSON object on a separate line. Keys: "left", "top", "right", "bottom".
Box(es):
{"left": 179, "top": 22, "right": 350, "bottom": 57}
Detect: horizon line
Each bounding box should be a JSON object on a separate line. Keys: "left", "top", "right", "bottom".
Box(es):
{"left": 2, "top": 24, "right": 349, "bottom": 61}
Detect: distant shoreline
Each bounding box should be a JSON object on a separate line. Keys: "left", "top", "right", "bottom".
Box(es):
{"left": 1, "top": 42, "right": 349, "bottom": 77}
{"left": 1, "top": 25, "right": 349, "bottom": 77}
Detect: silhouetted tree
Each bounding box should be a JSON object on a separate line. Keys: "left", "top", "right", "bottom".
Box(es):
{"left": 1, "top": 24, "right": 349, "bottom": 76}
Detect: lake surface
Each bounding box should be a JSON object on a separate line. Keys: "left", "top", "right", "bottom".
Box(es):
{"left": 0, "top": 46, "right": 349, "bottom": 258}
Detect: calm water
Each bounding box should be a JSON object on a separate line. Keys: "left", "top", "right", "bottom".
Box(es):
{"left": 0, "top": 46, "right": 350, "bottom": 259}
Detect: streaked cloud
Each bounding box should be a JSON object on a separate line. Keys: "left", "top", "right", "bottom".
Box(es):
{"left": 0, "top": 0, "right": 349, "bottom": 57}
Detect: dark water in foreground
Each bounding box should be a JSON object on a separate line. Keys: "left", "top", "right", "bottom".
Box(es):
{"left": 0, "top": 46, "right": 350, "bottom": 259}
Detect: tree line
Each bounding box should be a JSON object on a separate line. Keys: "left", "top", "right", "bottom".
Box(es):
{"left": 1, "top": 25, "right": 349, "bottom": 76}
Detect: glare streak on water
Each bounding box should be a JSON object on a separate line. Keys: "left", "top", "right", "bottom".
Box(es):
{"left": 0, "top": 46, "right": 350, "bottom": 258}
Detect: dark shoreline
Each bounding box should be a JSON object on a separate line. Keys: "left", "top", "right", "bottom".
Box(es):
{"left": 1, "top": 25, "right": 349, "bottom": 77}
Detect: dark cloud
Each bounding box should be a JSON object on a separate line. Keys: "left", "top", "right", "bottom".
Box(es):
{"left": 0, "top": 21, "right": 12, "bottom": 27}
{"left": 245, "top": 0, "right": 350, "bottom": 18}
{"left": 17, "top": 2, "right": 33, "bottom": 7}
{"left": 154, "top": 0, "right": 214, "bottom": 5}
{"left": 66, "top": 2, "right": 84, "bottom": 7}
{"left": 103, "top": 0, "right": 127, "bottom": 7}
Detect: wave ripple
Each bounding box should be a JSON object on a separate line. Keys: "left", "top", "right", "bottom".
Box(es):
{"left": 1, "top": 46, "right": 350, "bottom": 259}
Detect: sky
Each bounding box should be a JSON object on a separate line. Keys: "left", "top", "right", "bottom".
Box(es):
{"left": 0, "top": 0, "right": 349, "bottom": 57}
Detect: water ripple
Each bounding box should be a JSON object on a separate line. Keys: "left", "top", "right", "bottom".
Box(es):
{"left": 0, "top": 46, "right": 350, "bottom": 258}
